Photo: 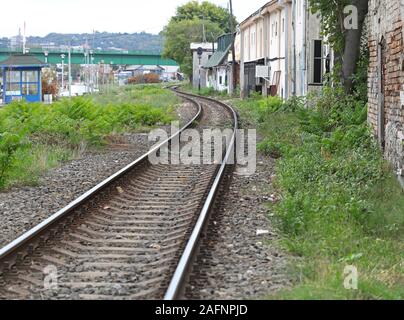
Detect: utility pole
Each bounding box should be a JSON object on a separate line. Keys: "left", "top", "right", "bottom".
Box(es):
{"left": 23, "top": 21, "right": 26, "bottom": 54}
{"left": 229, "top": 0, "right": 237, "bottom": 95}
{"left": 197, "top": 47, "right": 203, "bottom": 91}
{"left": 68, "top": 44, "right": 72, "bottom": 97}
{"left": 202, "top": 15, "right": 206, "bottom": 42}
{"left": 61, "top": 54, "right": 65, "bottom": 93}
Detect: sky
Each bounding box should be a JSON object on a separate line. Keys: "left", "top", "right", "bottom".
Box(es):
{"left": 1, "top": 0, "right": 269, "bottom": 37}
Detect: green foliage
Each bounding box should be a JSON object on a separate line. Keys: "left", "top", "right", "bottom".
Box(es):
{"left": 309, "top": 0, "right": 349, "bottom": 56}
{"left": 172, "top": 0, "right": 237, "bottom": 33}
{"left": 309, "top": 0, "right": 369, "bottom": 93}
{"left": 163, "top": 1, "right": 238, "bottom": 77}
{"left": 0, "top": 133, "right": 23, "bottom": 187}
{"left": 257, "top": 140, "right": 285, "bottom": 159}
{"left": 234, "top": 95, "right": 284, "bottom": 123}
{"left": 162, "top": 18, "right": 223, "bottom": 77}
{"left": 28, "top": 32, "right": 164, "bottom": 52}
{"left": 0, "top": 85, "right": 178, "bottom": 189}
{"left": 352, "top": 45, "right": 370, "bottom": 102}
{"left": 237, "top": 87, "right": 404, "bottom": 299}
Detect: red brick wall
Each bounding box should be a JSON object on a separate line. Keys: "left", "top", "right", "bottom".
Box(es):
{"left": 368, "top": 0, "right": 404, "bottom": 172}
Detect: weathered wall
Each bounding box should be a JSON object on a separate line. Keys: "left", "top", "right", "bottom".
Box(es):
{"left": 368, "top": 0, "right": 404, "bottom": 174}
{"left": 192, "top": 47, "right": 213, "bottom": 89}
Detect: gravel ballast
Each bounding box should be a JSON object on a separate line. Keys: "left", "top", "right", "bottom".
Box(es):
{"left": 186, "top": 152, "right": 293, "bottom": 299}
{"left": 0, "top": 102, "right": 197, "bottom": 248}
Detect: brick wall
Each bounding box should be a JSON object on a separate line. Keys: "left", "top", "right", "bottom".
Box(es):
{"left": 368, "top": 0, "right": 404, "bottom": 174}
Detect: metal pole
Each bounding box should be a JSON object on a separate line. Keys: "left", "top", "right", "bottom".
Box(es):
{"left": 229, "top": 0, "right": 236, "bottom": 95}
{"left": 68, "top": 46, "right": 72, "bottom": 97}
{"left": 198, "top": 57, "right": 201, "bottom": 91}
{"left": 61, "top": 54, "right": 65, "bottom": 93}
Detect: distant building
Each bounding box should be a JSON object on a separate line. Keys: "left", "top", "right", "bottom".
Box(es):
{"left": 125, "top": 64, "right": 181, "bottom": 81}
{"left": 10, "top": 29, "right": 23, "bottom": 51}
{"left": 190, "top": 43, "right": 217, "bottom": 89}
{"left": 1, "top": 54, "right": 47, "bottom": 103}
{"left": 126, "top": 64, "right": 165, "bottom": 76}
{"left": 203, "top": 33, "right": 239, "bottom": 93}
{"left": 240, "top": 0, "right": 332, "bottom": 98}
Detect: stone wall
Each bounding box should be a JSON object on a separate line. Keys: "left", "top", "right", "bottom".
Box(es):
{"left": 368, "top": 0, "right": 404, "bottom": 174}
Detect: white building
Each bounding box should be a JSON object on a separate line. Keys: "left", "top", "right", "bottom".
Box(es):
{"left": 240, "top": 0, "right": 332, "bottom": 98}
{"left": 190, "top": 43, "right": 217, "bottom": 89}
{"left": 203, "top": 33, "right": 237, "bottom": 93}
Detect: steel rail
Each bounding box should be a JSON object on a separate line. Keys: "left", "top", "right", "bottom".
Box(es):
{"left": 164, "top": 91, "right": 238, "bottom": 300}
{"left": 0, "top": 95, "right": 202, "bottom": 263}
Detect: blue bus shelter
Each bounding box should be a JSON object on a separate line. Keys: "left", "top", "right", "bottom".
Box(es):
{"left": 1, "top": 54, "right": 47, "bottom": 104}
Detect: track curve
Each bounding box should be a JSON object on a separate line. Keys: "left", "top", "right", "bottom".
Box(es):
{"left": 0, "top": 89, "right": 238, "bottom": 300}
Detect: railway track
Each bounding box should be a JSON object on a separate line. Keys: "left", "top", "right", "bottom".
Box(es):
{"left": 0, "top": 89, "right": 238, "bottom": 300}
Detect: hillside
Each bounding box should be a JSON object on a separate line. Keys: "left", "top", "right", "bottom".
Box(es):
{"left": 6, "top": 32, "right": 164, "bottom": 52}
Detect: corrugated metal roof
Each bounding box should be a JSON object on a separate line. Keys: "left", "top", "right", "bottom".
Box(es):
{"left": 203, "top": 34, "right": 233, "bottom": 68}
{"left": 0, "top": 54, "right": 46, "bottom": 67}
{"left": 203, "top": 44, "right": 232, "bottom": 68}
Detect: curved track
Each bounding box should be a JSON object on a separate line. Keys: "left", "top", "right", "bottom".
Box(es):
{"left": 0, "top": 90, "right": 238, "bottom": 300}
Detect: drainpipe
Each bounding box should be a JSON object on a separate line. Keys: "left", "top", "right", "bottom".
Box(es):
{"left": 302, "top": 0, "right": 307, "bottom": 96}
{"left": 2, "top": 68, "right": 5, "bottom": 104}
{"left": 292, "top": 0, "right": 296, "bottom": 96}
{"left": 278, "top": 0, "right": 289, "bottom": 99}
{"left": 240, "top": 28, "right": 246, "bottom": 98}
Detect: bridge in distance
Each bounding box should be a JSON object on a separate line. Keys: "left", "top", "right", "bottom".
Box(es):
{"left": 0, "top": 48, "right": 178, "bottom": 66}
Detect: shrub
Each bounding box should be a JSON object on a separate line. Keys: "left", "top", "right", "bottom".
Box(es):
{"left": 0, "top": 133, "right": 23, "bottom": 187}
{"left": 128, "top": 73, "right": 161, "bottom": 84}
{"left": 0, "top": 85, "right": 177, "bottom": 189}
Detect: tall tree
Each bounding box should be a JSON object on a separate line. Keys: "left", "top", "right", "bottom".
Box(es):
{"left": 163, "top": 18, "right": 222, "bottom": 78}
{"left": 162, "top": 1, "right": 237, "bottom": 78}
{"left": 310, "top": 0, "right": 369, "bottom": 93}
{"left": 172, "top": 1, "right": 237, "bottom": 34}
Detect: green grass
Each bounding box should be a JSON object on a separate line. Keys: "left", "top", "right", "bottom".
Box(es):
{"left": 231, "top": 87, "right": 404, "bottom": 300}
{"left": 0, "top": 84, "right": 179, "bottom": 189}
{"left": 181, "top": 82, "right": 234, "bottom": 98}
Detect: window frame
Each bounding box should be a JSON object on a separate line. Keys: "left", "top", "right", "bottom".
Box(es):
{"left": 313, "top": 40, "right": 323, "bottom": 84}
{"left": 5, "top": 69, "right": 39, "bottom": 97}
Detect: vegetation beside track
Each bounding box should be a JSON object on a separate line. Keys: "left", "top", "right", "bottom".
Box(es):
{"left": 231, "top": 87, "right": 404, "bottom": 299}
{"left": 0, "top": 85, "right": 178, "bottom": 189}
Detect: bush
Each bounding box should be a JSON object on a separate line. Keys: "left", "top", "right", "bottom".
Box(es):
{"left": 0, "top": 133, "right": 23, "bottom": 187}
{"left": 128, "top": 73, "right": 161, "bottom": 84}
{"left": 236, "top": 85, "right": 404, "bottom": 299}
{"left": 0, "top": 85, "right": 178, "bottom": 189}
{"left": 271, "top": 88, "right": 404, "bottom": 298}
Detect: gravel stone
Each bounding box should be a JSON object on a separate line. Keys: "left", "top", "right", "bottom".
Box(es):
{"left": 0, "top": 102, "right": 197, "bottom": 248}
{"left": 185, "top": 114, "right": 294, "bottom": 300}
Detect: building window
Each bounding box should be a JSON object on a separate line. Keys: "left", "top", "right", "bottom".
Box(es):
{"left": 282, "top": 18, "right": 285, "bottom": 33}
{"left": 22, "top": 70, "right": 38, "bottom": 83}
{"left": 8, "top": 70, "right": 21, "bottom": 82}
{"left": 313, "top": 40, "right": 323, "bottom": 84}
{"left": 219, "top": 76, "right": 223, "bottom": 85}
{"left": 22, "top": 83, "right": 38, "bottom": 95}
{"left": 6, "top": 70, "right": 21, "bottom": 95}
{"left": 275, "top": 22, "right": 278, "bottom": 36}
{"left": 6, "top": 83, "right": 20, "bottom": 92}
